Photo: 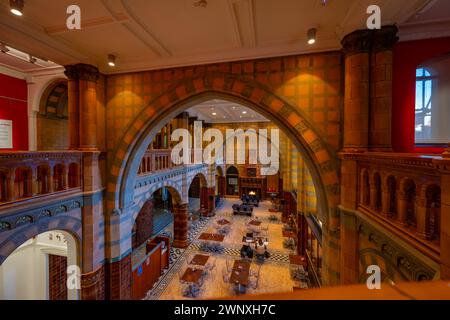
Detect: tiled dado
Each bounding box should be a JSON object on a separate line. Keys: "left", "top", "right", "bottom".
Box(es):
{"left": 105, "top": 254, "right": 132, "bottom": 300}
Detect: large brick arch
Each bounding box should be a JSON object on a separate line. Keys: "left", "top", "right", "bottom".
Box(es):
{"left": 107, "top": 73, "right": 340, "bottom": 225}
{"left": 0, "top": 215, "right": 82, "bottom": 265}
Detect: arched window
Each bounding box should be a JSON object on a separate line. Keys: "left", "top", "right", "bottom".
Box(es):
{"left": 415, "top": 54, "right": 450, "bottom": 145}
{"left": 415, "top": 68, "right": 433, "bottom": 142}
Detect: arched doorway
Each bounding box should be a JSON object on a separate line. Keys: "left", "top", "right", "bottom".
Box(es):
{"left": 0, "top": 230, "right": 79, "bottom": 300}
{"left": 226, "top": 166, "right": 239, "bottom": 196}
{"left": 188, "top": 173, "right": 208, "bottom": 217}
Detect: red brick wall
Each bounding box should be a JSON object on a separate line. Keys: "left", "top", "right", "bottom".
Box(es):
{"left": 105, "top": 254, "right": 132, "bottom": 300}
{"left": 134, "top": 199, "right": 154, "bottom": 249}
{"left": 105, "top": 52, "right": 343, "bottom": 153}
{"left": 48, "top": 254, "right": 68, "bottom": 300}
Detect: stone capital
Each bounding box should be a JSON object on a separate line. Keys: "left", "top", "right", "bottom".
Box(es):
{"left": 341, "top": 29, "right": 372, "bottom": 57}
{"left": 64, "top": 63, "right": 100, "bottom": 83}
{"left": 372, "top": 25, "right": 399, "bottom": 52}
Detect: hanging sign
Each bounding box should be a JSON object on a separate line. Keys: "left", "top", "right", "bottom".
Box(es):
{"left": 0, "top": 120, "right": 12, "bottom": 149}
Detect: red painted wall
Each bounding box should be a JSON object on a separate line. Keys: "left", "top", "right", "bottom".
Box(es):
{"left": 0, "top": 73, "right": 28, "bottom": 151}
{"left": 392, "top": 37, "right": 450, "bottom": 154}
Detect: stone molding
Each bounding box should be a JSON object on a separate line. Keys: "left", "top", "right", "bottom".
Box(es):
{"left": 341, "top": 25, "right": 399, "bottom": 57}
{"left": 64, "top": 63, "right": 100, "bottom": 83}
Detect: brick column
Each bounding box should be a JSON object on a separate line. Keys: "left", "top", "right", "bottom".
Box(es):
{"left": 340, "top": 209, "right": 359, "bottom": 284}
{"left": 369, "top": 26, "right": 398, "bottom": 151}
{"left": 341, "top": 29, "right": 372, "bottom": 152}
{"left": 64, "top": 64, "right": 100, "bottom": 151}
{"left": 81, "top": 266, "right": 105, "bottom": 300}
{"left": 173, "top": 203, "right": 189, "bottom": 248}
{"left": 105, "top": 254, "right": 132, "bottom": 300}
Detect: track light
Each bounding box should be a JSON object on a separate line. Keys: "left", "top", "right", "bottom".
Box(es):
{"left": 0, "top": 43, "right": 9, "bottom": 53}
{"left": 108, "top": 54, "right": 116, "bottom": 67}
{"left": 10, "top": 0, "right": 24, "bottom": 16}
{"left": 307, "top": 28, "right": 317, "bottom": 45}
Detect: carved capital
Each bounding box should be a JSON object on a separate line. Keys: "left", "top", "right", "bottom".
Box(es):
{"left": 341, "top": 25, "right": 399, "bottom": 56}
{"left": 64, "top": 64, "right": 100, "bottom": 83}
{"left": 341, "top": 29, "right": 372, "bottom": 57}
{"left": 372, "top": 25, "right": 399, "bottom": 52}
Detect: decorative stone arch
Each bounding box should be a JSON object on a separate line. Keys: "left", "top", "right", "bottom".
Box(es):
{"left": 107, "top": 72, "right": 340, "bottom": 229}
{"left": 0, "top": 215, "right": 82, "bottom": 266}
{"left": 132, "top": 181, "right": 184, "bottom": 222}
{"left": 187, "top": 171, "right": 208, "bottom": 191}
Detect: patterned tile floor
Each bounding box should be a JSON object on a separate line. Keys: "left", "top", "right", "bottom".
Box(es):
{"left": 144, "top": 199, "right": 300, "bottom": 300}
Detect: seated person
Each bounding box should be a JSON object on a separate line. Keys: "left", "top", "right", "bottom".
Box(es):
{"left": 254, "top": 239, "right": 268, "bottom": 262}
{"left": 240, "top": 244, "right": 254, "bottom": 259}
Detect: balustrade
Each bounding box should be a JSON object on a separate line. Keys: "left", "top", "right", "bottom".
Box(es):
{"left": 342, "top": 152, "right": 443, "bottom": 253}
{"left": 0, "top": 151, "right": 83, "bottom": 205}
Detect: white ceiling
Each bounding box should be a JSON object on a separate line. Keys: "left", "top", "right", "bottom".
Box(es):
{"left": 0, "top": 0, "right": 448, "bottom": 74}
{"left": 186, "top": 99, "right": 269, "bottom": 123}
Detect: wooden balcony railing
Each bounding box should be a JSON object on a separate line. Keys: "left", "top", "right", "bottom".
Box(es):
{"left": 0, "top": 151, "right": 83, "bottom": 206}
{"left": 138, "top": 148, "right": 201, "bottom": 175}
{"left": 340, "top": 152, "right": 445, "bottom": 261}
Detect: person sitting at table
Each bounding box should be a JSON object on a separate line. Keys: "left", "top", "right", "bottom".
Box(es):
{"left": 254, "top": 239, "right": 267, "bottom": 263}
{"left": 240, "top": 242, "right": 254, "bottom": 259}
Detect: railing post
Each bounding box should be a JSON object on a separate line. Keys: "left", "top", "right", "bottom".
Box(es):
{"left": 31, "top": 167, "right": 39, "bottom": 196}
{"left": 48, "top": 166, "right": 54, "bottom": 193}
{"left": 63, "top": 165, "right": 69, "bottom": 190}
{"left": 381, "top": 189, "right": 391, "bottom": 216}
{"left": 397, "top": 192, "right": 408, "bottom": 225}
{"left": 6, "top": 169, "right": 16, "bottom": 202}
{"left": 416, "top": 186, "right": 429, "bottom": 239}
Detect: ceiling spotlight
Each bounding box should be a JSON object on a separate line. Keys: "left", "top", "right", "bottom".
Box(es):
{"left": 108, "top": 54, "right": 116, "bottom": 67}
{"left": 29, "top": 55, "right": 37, "bottom": 64}
{"left": 242, "top": 111, "right": 247, "bottom": 114}
{"left": 0, "top": 43, "right": 9, "bottom": 53}
{"left": 10, "top": 0, "right": 24, "bottom": 16}
{"left": 307, "top": 28, "right": 317, "bottom": 45}
{"left": 212, "top": 112, "right": 217, "bottom": 116}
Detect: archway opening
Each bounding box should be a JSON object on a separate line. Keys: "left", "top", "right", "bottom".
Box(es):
{"left": 0, "top": 230, "right": 79, "bottom": 300}
{"left": 120, "top": 94, "right": 333, "bottom": 299}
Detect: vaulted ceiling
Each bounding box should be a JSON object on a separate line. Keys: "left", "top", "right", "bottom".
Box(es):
{"left": 0, "top": 0, "right": 449, "bottom": 74}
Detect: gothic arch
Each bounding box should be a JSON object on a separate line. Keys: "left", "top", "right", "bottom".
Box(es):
{"left": 107, "top": 73, "right": 340, "bottom": 226}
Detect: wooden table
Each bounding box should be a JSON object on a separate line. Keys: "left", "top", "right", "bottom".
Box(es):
{"left": 248, "top": 220, "right": 261, "bottom": 226}
{"left": 199, "top": 233, "right": 225, "bottom": 242}
{"left": 229, "top": 260, "right": 251, "bottom": 287}
{"left": 190, "top": 254, "right": 210, "bottom": 266}
{"left": 180, "top": 267, "right": 203, "bottom": 283}
{"left": 216, "top": 219, "right": 231, "bottom": 226}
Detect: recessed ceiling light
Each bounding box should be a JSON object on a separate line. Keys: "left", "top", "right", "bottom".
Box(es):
{"left": 212, "top": 112, "right": 217, "bottom": 116}
{"left": 10, "top": 0, "right": 24, "bottom": 16}
{"left": 307, "top": 28, "right": 317, "bottom": 45}
{"left": 29, "top": 55, "right": 37, "bottom": 64}
{"left": 108, "top": 54, "right": 116, "bottom": 67}
{"left": 232, "top": 107, "right": 236, "bottom": 110}
{"left": 242, "top": 111, "right": 247, "bottom": 114}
